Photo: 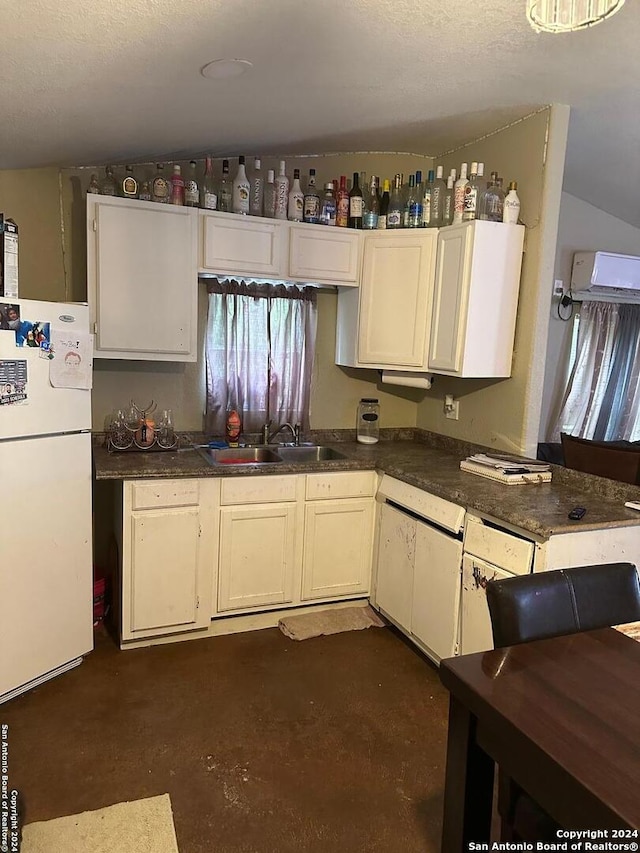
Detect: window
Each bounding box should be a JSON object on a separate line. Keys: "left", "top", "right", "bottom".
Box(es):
{"left": 205, "top": 280, "right": 317, "bottom": 436}
{"left": 553, "top": 301, "right": 640, "bottom": 441}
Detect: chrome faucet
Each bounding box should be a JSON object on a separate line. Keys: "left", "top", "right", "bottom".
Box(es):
{"left": 261, "top": 421, "right": 301, "bottom": 446}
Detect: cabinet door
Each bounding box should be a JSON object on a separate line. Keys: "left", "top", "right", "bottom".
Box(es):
{"left": 459, "top": 555, "right": 513, "bottom": 655}
{"left": 218, "top": 504, "right": 297, "bottom": 611}
{"left": 88, "top": 196, "right": 198, "bottom": 361}
{"left": 374, "top": 503, "right": 416, "bottom": 632}
{"left": 301, "top": 499, "right": 374, "bottom": 600}
{"left": 200, "top": 212, "right": 286, "bottom": 277}
{"left": 411, "top": 521, "right": 462, "bottom": 661}
{"left": 428, "top": 224, "right": 473, "bottom": 372}
{"left": 358, "top": 232, "right": 437, "bottom": 367}
{"left": 289, "top": 226, "right": 360, "bottom": 285}
{"left": 125, "top": 507, "right": 207, "bottom": 639}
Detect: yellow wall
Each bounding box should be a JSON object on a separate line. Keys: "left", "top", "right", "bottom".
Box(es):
{"left": 415, "top": 106, "right": 569, "bottom": 455}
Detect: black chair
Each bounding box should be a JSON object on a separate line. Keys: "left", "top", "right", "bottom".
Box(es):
{"left": 485, "top": 562, "right": 640, "bottom": 841}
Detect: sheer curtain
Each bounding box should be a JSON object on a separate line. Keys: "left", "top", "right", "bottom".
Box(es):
{"left": 553, "top": 301, "right": 640, "bottom": 441}
{"left": 205, "top": 280, "right": 317, "bottom": 436}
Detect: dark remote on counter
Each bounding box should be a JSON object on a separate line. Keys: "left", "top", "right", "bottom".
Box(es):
{"left": 568, "top": 506, "right": 587, "bottom": 520}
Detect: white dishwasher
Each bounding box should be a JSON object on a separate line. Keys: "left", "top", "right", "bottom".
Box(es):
{"left": 459, "top": 514, "right": 535, "bottom": 655}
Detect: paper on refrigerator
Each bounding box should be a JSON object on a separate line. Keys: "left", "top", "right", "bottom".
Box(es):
{"left": 49, "top": 329, "right": 93, "bottom": 390}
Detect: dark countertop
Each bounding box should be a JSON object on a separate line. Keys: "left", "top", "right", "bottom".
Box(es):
{"left": 93, "top": 430, "right": 640, "bottom": 540}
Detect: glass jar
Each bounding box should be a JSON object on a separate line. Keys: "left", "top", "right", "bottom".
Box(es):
{"left": 357, "top": 398, "right": 380, "bottom": 444}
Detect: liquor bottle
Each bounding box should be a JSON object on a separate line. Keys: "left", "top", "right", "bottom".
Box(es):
{"left": 430, "top": 166, "right": 446, "bottom": 227}
{"left": 378, "top": 179, "right": 390, "bottom": 229}
{"left": 443, "top": 174, "right": 455, "bottom": 226}
{"left": 463, "top": 162, "right": 480, "bottom": 221}
{"left": 319, "top": 182, "right": 337, "bottom": 226}
{"left": 387, "top": 175, "right": 403, "bottom": 229}
{"left": 100, "top": 165, "right": 117, "bottom": 196}
{"left": 408, "top": 175, "right": 422, "bottom": 228}
{"left": 503, "top": 181, "right": 521, "bottom": 223}
{"left": 288, "top": 169, "right": 304, "bottom": 221}
{"left": 303, "top": 169, "right": 320, "bottom": 224}
{"left": 453, "top": 163, "right": 468, "bottom": 224}
{"left": 88, "top": 174, "right": 100, "bottom": 195}
{"left": 201, "top": 157, "right": 218, "bottom": 210}
{"left": 274, "top": 160, "right": 289, "bottom": 220}
{"left": 184, "top": 160, "right": 199, "bottom": 207}
{"left": 403, "top": 175, "right": 415, "bottom": 228}
{"left": 170, "top": 165, "right": 185, "bottom": 205}
{"left": 348, "top": 172, "right": 363, "bottom": 229}
{"left": 232, "top": 156, "right": 250, "bottom": 215}
{"left": 120, "top": 165, "right": 138, "bottom": 199}
{"left": 218, "top": 159, "right": 232, "bottom": 212}
{"left": 363, "top": 176, "right": 380, "bottom": 229}
{"left": 264, "top": 169, "right": 276, "bottom": 218}
{"left": 139, "top": 180, "right": 152, "bottom": 202}
{"left": 151, "top": 163, "right": 170, "bottom": 203}
{"left": 249, "top": 158, "right": 264, "bottom": 217}
{"left": 336, "top": 176, "right": 349, "bottom": 227}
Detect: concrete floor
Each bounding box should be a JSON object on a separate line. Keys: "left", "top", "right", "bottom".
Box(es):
{"left": 1, "top": 624, "right": 450, "bottom": 853}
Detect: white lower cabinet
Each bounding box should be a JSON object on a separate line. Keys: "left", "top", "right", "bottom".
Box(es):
{"left": 120, "top": 479, "right": 217, "bottom": 642}
{"left": 218, "top": 504, "right": 297, "bottom": 611}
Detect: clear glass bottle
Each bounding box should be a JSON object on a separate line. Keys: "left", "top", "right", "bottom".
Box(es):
{"left": 453, "top": 163, "right": 468, "bottom": 224}
{"left": 151, "top": 163, "right": 170, "bottom": 203}
{"left": 357, "top": 398, "right": 380, "bottom": 444}
{"left": 100, "top": 165, "right": 117, "bottom": 196}
{"left": 378, "top": 179, "right": 390, "bottom": 229}
{"left": 249, "top": 158, "right": 264, "bottom": 216}
{"left": 138, "top": 180, "right": 152, "bottom": 202}
{"left": 218, "top": 159, "right": 232, "bottom": 212}
{"left": 274, "top": 160, "right": 289, "bottom": 220}
{"left": 463, "top": 162, "right": 479, "bottom": 221}
{"left": 303, "top": 168, "right": 320, "bottom": 224}
{"left": 184, "top": 160, "right": 199, "bottom": 207}
{"left": 232, "top": 156, "right": 250, "bottom": 215}
{"left": 478, "top": 171, "right": 497, "bottom": 221}
{"left": 88, "top": 174, "right": 100, "bottom": 195}
{"left": 336, "top": 175, "right": 349, "bottom": 227}
{"left": 201, "top": 157, "right": 218, "bottom": 210}
{"left": 443, "top": 174, "right": 455, "bottom": 225}
{"left": 263, "top": 169, "right": 276, "bottom": 218}
{"left": 319, "top": 182, "right": 337, "bottom": 226}
{"left": 288, "top": 168, "right": 304, "bottom": 222}
{"left": 348, "top": 172, "right": 363, "bottom": 229}
{"left": 409, "top": 173, "right": 423, "bottom": 228}
{"left": 157, "top": 409, "right": 175, "bottom": 448}
{"left": 363, "top": 176, "right": 380, "bottom": 229}
{"left": 430, "top": 165, "right": 446, "bottom": 227}
{"left": 387, "top": 175, "right": 403, "bottom": 229}
{"left": 503, "top": 181, "right": 521, "bottom": 223}
{"left": 170, "top": 164, "right": 185, "bottom": 205}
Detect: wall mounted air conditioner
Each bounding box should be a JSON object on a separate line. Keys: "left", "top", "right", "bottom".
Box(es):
{"left": 571, "top": 251, "right": 640, "bottom": 303}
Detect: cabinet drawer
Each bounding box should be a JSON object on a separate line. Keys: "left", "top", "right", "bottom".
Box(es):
{"left": 131, "top": 479, "right": 200, "bottom": 510}
{"left": 220, "top": 475, "right": 298, "bottom": 505}
{"left": 305, "top": 471, "right": 377, "bottom": 500}
{"left": 289, "top": 226, "right": 360, "bottom": 284}
{"left": 464, "top": 516, "right": 533, "bottom": 575}
{"left": 377, "top": 475, "right": 464, "bottom": 533}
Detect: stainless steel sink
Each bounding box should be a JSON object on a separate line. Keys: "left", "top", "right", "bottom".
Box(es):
{"left": 197, "top": 446, "right": 283, "bottom": 465}
{"left": 275, "top": 445, "right": 348, "bottom": 462}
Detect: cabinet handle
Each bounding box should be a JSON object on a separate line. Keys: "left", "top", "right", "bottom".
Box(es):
{"left": 472, "top": 563, "right": 495, "bottom": 590}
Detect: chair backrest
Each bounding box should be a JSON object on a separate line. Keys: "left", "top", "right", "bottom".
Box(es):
{"left": 561, "top": 433, "right": 640, "bottom": 484}
{"left": 486, "top": 562, "right": 640, "bottom": 648}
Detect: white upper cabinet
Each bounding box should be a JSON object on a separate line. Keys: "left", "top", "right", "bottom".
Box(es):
{"left": 335, "top": 230, "right": 438, "bottom": 370}
{"left": 200, "top": 211, "right": 287, "bottom": 278}
{"left": 428, "top": 221, "right": 525, "bottom": 378}
{"left": 87, "top": 195, "right": 198, "bottom": 362}
{"left": 288, "top": 224, "right": 361, "bottom": 286}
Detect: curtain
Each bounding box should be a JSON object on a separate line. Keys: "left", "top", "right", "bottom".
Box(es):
{"left": 552, "top": 301, "right": 640, "bottom": 441}
{"left": 205, "top": 280, "right": 317, "bottom": 436}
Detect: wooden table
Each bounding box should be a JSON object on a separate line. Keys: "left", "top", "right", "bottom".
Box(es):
{"left": 439, "top": 628, "right": 640, "bottom": 851}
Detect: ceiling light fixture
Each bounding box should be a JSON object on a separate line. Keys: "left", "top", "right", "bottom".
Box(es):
{"left": 527, "top": 0, "right": 625, "bottom": 32}
{"left": 200, "top": 59, "right": 253, "bottom": 80}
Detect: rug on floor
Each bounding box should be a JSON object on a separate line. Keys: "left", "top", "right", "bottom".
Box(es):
{"left": 21, "top": 793, "right": 179, "bottom": 853}
{"left": 278, "top": 604, "right": 386, "bottom": 641}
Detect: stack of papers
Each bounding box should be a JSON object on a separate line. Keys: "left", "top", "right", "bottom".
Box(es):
{"left": 461, "top": 453, "right": 552, "bottom": 484}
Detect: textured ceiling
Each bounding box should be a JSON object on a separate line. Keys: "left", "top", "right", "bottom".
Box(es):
{"left": 3, "top": 0, "right": 639, "bottom": 225}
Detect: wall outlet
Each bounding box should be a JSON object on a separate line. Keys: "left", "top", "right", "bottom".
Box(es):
{"left": 444, "top": 395, "right": 460, "bottom": 420}
{"left": 553, "top": 279, "right": 565, "bottom": 297}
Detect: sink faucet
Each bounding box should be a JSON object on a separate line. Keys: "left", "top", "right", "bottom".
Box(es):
{"left": 261, "top": 421, "right": 301, "bottom": 446}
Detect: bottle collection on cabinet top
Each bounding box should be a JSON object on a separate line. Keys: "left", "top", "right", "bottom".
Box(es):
{"left": 88, "top": 158, "right": 521, "bottom": 228}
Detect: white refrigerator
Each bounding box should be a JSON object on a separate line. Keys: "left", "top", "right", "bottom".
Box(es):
{"left": 0, "top": 298, "right": 93, "bottom": 704}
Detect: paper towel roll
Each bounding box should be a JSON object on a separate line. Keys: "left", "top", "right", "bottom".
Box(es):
{"left": 380, "top": 370, "right": 433, "bottom": 389}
